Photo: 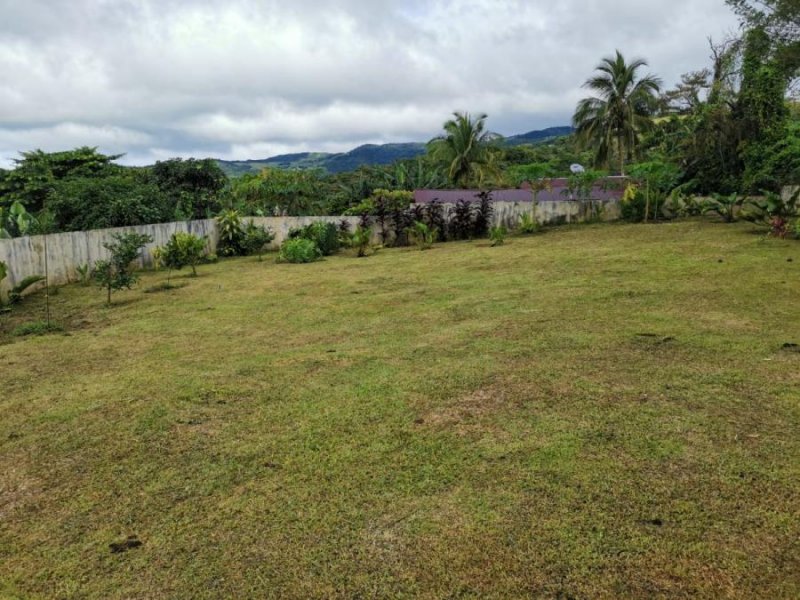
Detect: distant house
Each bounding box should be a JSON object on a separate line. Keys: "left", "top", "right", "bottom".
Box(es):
{"left": 413, "top": 177, "right": 627, "bottom": 204}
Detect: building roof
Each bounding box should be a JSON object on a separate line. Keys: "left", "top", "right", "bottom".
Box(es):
{"left": 413, "top": 177, "right": 627, "bottom": 204}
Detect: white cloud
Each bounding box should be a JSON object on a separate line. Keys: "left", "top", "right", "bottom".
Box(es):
{"left": 0, "top": 0, "right": 741, "bottom": 165}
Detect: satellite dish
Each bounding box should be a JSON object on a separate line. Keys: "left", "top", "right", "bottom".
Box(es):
{"left": 570, "top": 164, "right": 585, "bottom": 174}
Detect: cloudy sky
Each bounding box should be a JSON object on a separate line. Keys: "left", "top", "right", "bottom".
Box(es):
{"left": 0, "top": 0, "right": 740, "bottom": 167}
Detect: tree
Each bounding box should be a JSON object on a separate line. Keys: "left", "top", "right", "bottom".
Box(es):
{"left": 427, "top": 112, "right": 501, "bottom": 187}
{"left": 93, "top": 233, "right": 152, "bottom": 305}
{"left": 0, "top": 147, "right": 121, "bottom": 213}
{"left": 227, "top": 168, "right": 324, "bottom": 216}
{"left": 728, "top": 0, "right": 799, "bottom": 89}
{"left": 48, "top": 172, "right": 168, "bottom": 232}
{"left": 573, "top": 51, "right": 662, "bottom": 174}
{"left": 737, "top": 26, "right": 792, "bottom": 191}
{"left": 149, "top": 158, "right": 227, "bottom": 219}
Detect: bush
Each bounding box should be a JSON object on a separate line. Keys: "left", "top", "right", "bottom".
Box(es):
{"left": 160, "top": 232, "right": 207, "bottom": 276}
{"left": 701, "top": 193, "right": 745, "bottom": 223}
{"left": 242, "top": 222, "right": 275, "bottom": 260}
{"left": 473, "top": 192, "right": 494, "bottom": 237}
{"left": 337, "top": 219, "right": 352, "bottom": 245}
{"left": 408, "top": 221, "right": 437, "bottom": 250}
{"left": 298, "top": 221, "right": 340, "bottom": 256}
{"left": 517, "top": 212, "right": 540, "bottom": 234}
{"left": 620, "top": 186, "right": 649, "bottom": 222}
{"left": 277, "top": 238, "right": 322, "bottom": 263}
{"left": 350, "top": 225, "right": 373, "bottom": 257}
{"left": 449, "top": 199, "right": 474, "bottom": 240}
{"left": 424, "top": 201, "right": 447, "bottom": 242}
{"left": 489, "top": 225, "right": 507, "bottom": 246}
{"left": 76, "top": 263, "right": 92, "bottom": 285}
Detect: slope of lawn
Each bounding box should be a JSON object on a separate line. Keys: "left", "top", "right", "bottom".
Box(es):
{"left": 1, "top": 220, "right": 799, "bottom": 599}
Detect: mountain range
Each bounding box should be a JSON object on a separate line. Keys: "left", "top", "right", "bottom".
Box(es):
{"left": 216, "top": 126, "right": 573, "bottom": 176}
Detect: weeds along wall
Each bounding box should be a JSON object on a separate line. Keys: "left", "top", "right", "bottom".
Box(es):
{"left": 0, "top": 216, "right": 363, "bottom": 295}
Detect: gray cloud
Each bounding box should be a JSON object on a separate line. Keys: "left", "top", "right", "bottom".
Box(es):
{"left": 0, "top": 0, "right": 740, "bottom": 167}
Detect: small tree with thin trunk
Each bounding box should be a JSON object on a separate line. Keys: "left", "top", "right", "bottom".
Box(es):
{"left": 93, "top": 233, "right": 152, "bottom": 305}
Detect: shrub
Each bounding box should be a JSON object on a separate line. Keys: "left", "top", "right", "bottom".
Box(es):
{"left": 489, "top": 225, "right": 507, "bottom": 246}
{"left": 161, "top": 232, "right": 207, "bottom": 277}
{"left": 664, "top": 193, "right": 702, "bottom": 218}
{"left": 620, "top": 186, "right": 649, "bottom": 222}
{"left": 93, "top": 232, "right": 152, "bottom": 305}
{"left": 517, "top": 212, "right": 540, "bottom": 234}
{"left": 743, "top": 189, "right": 799, "bottom": 227}
{"left": 242, "top": 222, "right": 275, "bottom": 260}
{"left": 424, "top": 201, "right": 447, "bottom": 242}
{"left": 216, "top": 210, "right": 245, "bottom": 256}
{"left": 277, "top": 237, "right": 322, "bottom": 263}
{"left": 408, "top": 221, "right": 437, "bottom": 250}
{"left": 350, "top": 225, "right": 373, "bottom": 257}
{"left": 450, "top": 199, "right": 474, "bottom": 240}
{"left": 701, "top": 193, "right": 745, "bottom": 223}
{"left": 337, "top": 219, "right": 352, "bottom": 245}
{"left": 473, "top": 192, "right": 494, "bottom": 237}
{"left": 769, "top": 216, "right": 790, "bottom": 238}
{"left": 301, "top": 221, "right": 340, "bottom": 256}
{"left": 76, "top": 263, "right": 92, "bottom": 285}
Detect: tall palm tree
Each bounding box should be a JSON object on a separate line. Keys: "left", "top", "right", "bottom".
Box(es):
{"left": 428, "top": 112, "right": 500, "bottom": 188}
{"left": 573, "top": 51, "right": 662, "bottom": 175}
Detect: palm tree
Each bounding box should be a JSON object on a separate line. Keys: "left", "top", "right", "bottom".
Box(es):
{"left": 573, "top": 51, "right": 662, "bottom": 175}
{"left": 428, "top": 112, "right": 500, "bottom": 187}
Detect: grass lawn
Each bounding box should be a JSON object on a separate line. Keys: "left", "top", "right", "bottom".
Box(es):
{"left": 1, "top": 220, "right": 799, "bottom": 599}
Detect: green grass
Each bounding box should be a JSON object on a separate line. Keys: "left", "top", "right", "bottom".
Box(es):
{"left": 1, "top": 221, "right": 799, "bottom": 598}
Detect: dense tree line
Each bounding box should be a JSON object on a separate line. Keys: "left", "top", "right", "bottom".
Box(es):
{"left": 1, "top": 0, "right": 797, "bottom": 236}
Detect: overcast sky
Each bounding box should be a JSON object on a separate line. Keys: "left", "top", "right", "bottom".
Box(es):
{"left": 0, "top": 0, "right": 740, "bottom": 167}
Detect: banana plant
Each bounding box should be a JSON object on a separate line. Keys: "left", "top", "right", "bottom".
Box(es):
{"left": 701, "top": 193, "right": 745, "bottom": 223}
{"left": 0, "top": 201, "right": 37, "bottom": 238}
{"left": 745, "top": 188, "right": 800, "bottom": 223}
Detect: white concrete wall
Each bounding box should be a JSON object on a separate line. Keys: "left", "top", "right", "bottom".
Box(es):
{"left": 0, "top": 200, "right": 617, "bottom": 299}
{"left": 0, "top": 216, "right": 362, "bottom": 299}
{"left": 488, "top": 199, "right": 620, "bottom": 228}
